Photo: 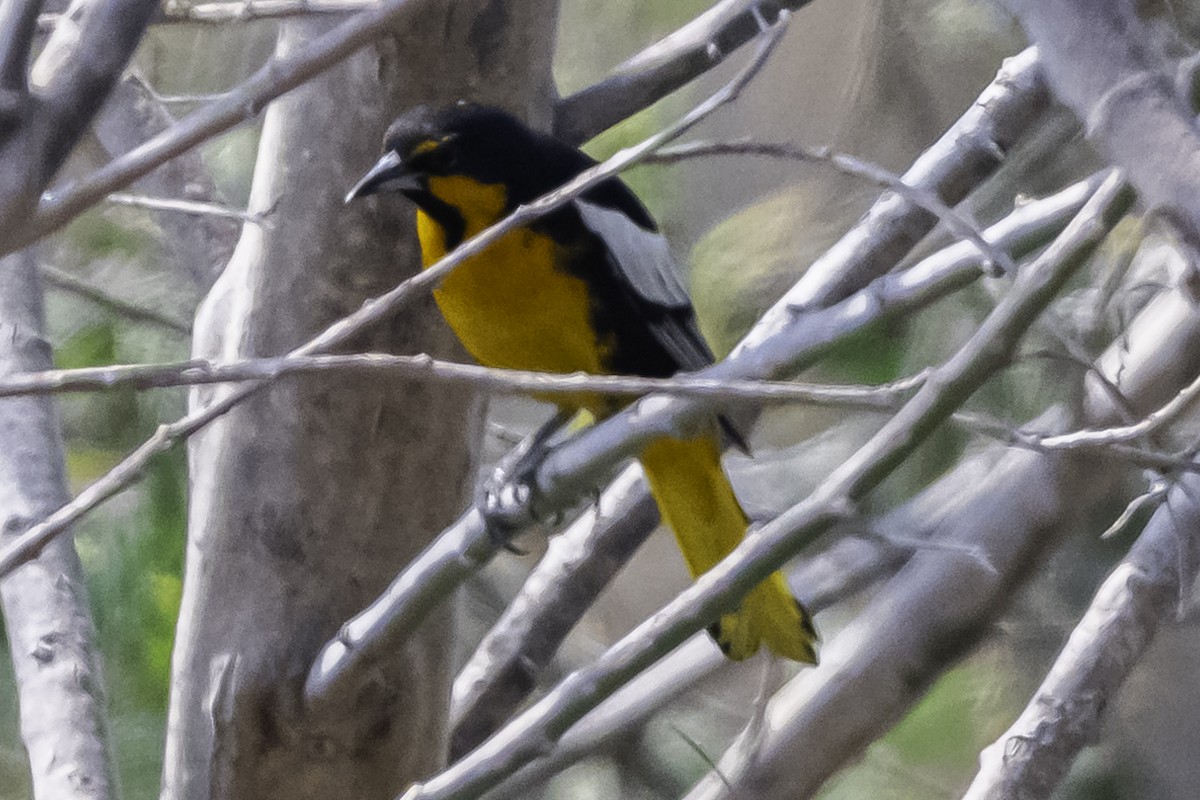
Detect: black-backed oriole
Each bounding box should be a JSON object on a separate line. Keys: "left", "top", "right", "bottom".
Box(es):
{"left": 346, "top": 103, "right": 817, "bottom": 663}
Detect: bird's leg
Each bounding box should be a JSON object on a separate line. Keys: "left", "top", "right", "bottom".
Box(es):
{"left": 481, "top": 408, "right": 576, "bottom": 549}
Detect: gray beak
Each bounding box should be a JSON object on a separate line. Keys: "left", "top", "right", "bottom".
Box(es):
{"left": 344, "top": 151, "right": 419, "bottom": 203}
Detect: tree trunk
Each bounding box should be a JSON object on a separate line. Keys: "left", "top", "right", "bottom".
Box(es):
{"left": 161, "top": 5, "right": 559, "bottom": 798}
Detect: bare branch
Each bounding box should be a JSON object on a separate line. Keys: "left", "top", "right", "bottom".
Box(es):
{"left": 106, "top": 192, "right": 266, "bottom": 224}
{"left": 554, "top": 0, "right": 818, "bottom": 144}
{"left": 0, "top": 350, "right": 923, "bottom": 405}
{"left": 395, "top": 172, "right": 1132, "bottom": 800}
{"left": 1000, "top": 1, "right": 1200, "bottom": 243}
{"left": 40, "top": 0, "right": 378, "bottom": 27}
{"left": 961, "top": 466, "right": 1200, "bottom": 800}
{"left": 39, "top": 264, "right": 192, "bottom": 335}
{"left": 0, "top": 0, "right": 43, "bottom": 93}
{"left": 1034, "top": 369, "right": 1200, "bottom": 448}
{"left": 680, "top": 252, "right": 1200, "bottom": 800}
{"left": 482, "top": 453, "right": 997, "bottom": 797}
{"left": 449, "top": 465, "right": 661, "bottom": 759}
{"left": 0, "top": 250, "right": 117, "bottom": 800}
{"left": 34, "top": 0, "right": 159, "bottom": 176}
{"left": 172, "top": 0, "right": 371, "bottom": 20}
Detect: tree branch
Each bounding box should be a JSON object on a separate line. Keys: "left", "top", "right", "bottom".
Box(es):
{"left": 0, "top": 0, "right": 43, "bottom": 94}
{"left": 34, "top": 0, "right": 159, "bottom": 176}
{"left": 649, "top": 139, "right": 1015, "bottom": 276}
{"left": 554, "top": 0, "right": 817, "bottom": 144}
{"left": 0, "top": 250, "right": 116, "bottom": 800}
{"left": 0, "top": 350, "right": 921, "bottom": 404}
{"left": 680, "top": 238, "right": 1200, "bottom": 800}
{"left": 38, "top": 0, "right": 380, "bottom": 28}
{"left": 961, "top": 464, "right": 1200, "bottom": 798}
{"left": 999, "top": 1, "right": 1200, "bottom": 243}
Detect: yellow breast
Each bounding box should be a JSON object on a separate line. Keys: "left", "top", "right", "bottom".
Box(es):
{"left": 418, "top": 176, "right": 610, "bottom": 378}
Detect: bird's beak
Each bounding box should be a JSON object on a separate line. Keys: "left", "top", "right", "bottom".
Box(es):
{"left": 344, "top": 151, "right": 420, "bottom": 203}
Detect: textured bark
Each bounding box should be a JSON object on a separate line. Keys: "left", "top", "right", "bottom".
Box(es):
{"left": 0, "top": 250, "right": 116, "bottom": 800}
{"left": 161, "top": 5, "right": 559, "bottom": 799}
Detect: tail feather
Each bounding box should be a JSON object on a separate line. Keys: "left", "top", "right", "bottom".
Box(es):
{"left": 639, "top": 435, "right": 818, "bottom": 663}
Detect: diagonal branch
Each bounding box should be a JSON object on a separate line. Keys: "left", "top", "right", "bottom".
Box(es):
{"left": 34, "top": 0, "right": 159, "bottom": 176}
{"left": 396, "top": 169, "right": 1132, "bottom": 800}
{"left": 961, "top": 463, "right": 1200, "bottom": 800}
{"left": 554, "top": 0, "right": 817, "bottom": 144}
{"left": 0, "top": 0, "right": 43, "bottom": 94}
{"left": 999, "top": 0, "right": 1200, "bottom": 242}
{"left": 39, "top": 264, "right": 192, "bottom": 335}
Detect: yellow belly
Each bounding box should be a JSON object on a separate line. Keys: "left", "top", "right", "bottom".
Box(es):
{"left": 418, "top": 208, "right": 609, "bottom": 377}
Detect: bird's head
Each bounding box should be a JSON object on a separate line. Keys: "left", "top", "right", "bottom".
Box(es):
{"left": 344, "top": 102, "right": 533, "bottom": 206}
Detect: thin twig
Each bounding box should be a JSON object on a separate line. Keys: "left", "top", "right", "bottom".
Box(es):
{"left": 106, "top": 192, "right": 265, "bottom": 224}
{"left": 1035, "top": 369, "right": 1200, "bottom": 448}
{"left": 39, "top": 0, "right": 378, "bottom": 27}
{"left": 39, "top": 265, "right": 192, "bottom": 335}
{"left": 395, "top": 169, "right": 1132, "bottom": 800}
{"left": 0, "top": 350, "right": 922, "bottom": 404}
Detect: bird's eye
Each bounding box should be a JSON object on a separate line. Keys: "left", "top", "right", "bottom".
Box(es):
{"left": 409, "top": 135, "right": 458, "bottom": 173}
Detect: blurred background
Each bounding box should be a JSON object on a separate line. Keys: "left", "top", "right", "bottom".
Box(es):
{"left": 3, "top": 1, "right": 1198, "bottom": 797}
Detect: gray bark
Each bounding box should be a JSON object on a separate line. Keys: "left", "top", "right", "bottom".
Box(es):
{"left": 161, "top": 5, "right": 559, "bottom": 799}
{"left": 0, "top": 250, "right": 116, "bottom": 800}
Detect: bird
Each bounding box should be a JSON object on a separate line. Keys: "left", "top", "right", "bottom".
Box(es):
{"left": 345, "top": 102, "right": 817, "bottom": 664}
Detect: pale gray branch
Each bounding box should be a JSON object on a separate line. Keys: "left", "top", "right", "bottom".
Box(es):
{"left": 38, "top": 0, "right": 378, "bottom": 28}
{"left": 554, "top": 0, "right": 817, "bottom": 144}
{"left": 681, "top": 240, "right": 1200, "bottom": 800}
{"left": 0, "top": 250, "right": 116, "bottom": 800}
{"left": 999, "top": 1, "right": 1200, "bottom": 243}
{"left": 961, "top": 466, "right": 1200, "bottom": 799}
{"left": 106, "top": 192, "right": 265, "bottom": 224}
{"left": 0, "top": 350, "right": 923, "bottom": 405}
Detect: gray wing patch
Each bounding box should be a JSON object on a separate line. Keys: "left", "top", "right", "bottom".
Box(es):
{"left": 576, "top": 200, "right": 691, "bottom": 310}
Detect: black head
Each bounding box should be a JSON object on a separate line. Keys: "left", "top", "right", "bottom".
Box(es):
{"left": 345, "top": 103, "right": 550, "bottom": 204}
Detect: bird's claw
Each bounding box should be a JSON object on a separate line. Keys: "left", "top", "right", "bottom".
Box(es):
{"left": 481, "top": 471, "right": 533, "bottom": 554}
